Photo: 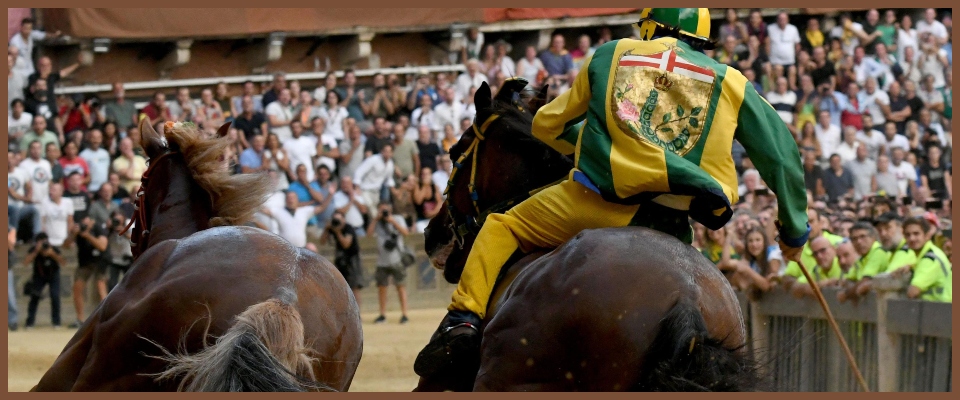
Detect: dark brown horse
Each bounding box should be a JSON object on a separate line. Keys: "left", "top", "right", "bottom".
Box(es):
{"left": 415, "top": 81, "right": 762, "bottom": 391}
{"left": 31, "top": 120, "right": 363, "bottom": 391}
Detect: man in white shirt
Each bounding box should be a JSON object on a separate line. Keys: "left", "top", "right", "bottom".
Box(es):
{"left": 78, "top": 129, "right": 111, "bottom": 193}
{"left": 765, "top": 77, "right": 796, "bottom": 125}
{"left": 332, "top": 176, "right": 369, "bottom": 236}
{"left": 882, "top": 122, "right": 910, "bottom": 157}
{"left": 8, "top": 18, "right": 60, "bottom": 76}
{"left": 857, "top": 77, "right": 890, "bottom": 128}
{"left": 432, "top": 154, "right": 452, "bottom": 198}
{"left": 265, "top": 88, "right": 294, "bottom": 142}
{"left": 455, "top": 59, "right": 488, "bottom": 102}
{"left": 851, "top": 47, "right": 887, "bottom": 88}
{"left": 814, "top": 110, "right": 841, "bottom": 162}
{"left": 916, "top": 74, "right": 945, "bottom": 122}
{"left": 260, "top": 190, "right": 330, "bottom": 248}
{"left": 433, "top": 87, "right": 465, "bottom": 134}
{"left": 8, "top": 99, "right": 32, "bottom": 151}
{"left": 283, "top": 120, "right": 318, "bottom": 182}
{"left": 18, "top": 140, "right": 53, "bottom": 205}
{"left": 916, "top": 8, "right": 949, "bottom": 47}
{"left": 845, "top": 145, "right": 877, "bottom": 201}
{"left": 353, "top": 144, "right": 396, "bottom": 220}
{"left": 888, "top": 148, "right": 919, "bottom": 200}
{"left": 410, "top": 94, "right": 441, "bottom": 134}
{"left": 8, "top": 151, "right": 42, "bottom": 240}
{"left": 856, "top": 115, "right": 886, "bottom": 160}
{"left": 767, "top": 12, "right": 801, "bottom": 66}
{"left": 39, "top": 183, "right": 74, "bottom": 247}
{"left": 836, "top": 126, "right": 861, "bottom": 165}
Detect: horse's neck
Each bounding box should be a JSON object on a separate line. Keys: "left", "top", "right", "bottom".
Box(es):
{"left": 146, "top": 166, "right": 212, "bottom": 249}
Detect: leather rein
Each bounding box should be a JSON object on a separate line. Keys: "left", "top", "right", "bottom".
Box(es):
{"left": 118, "top": 151, "right": 178, "bottom": 261}
{"left": 442, "top": 113, "right": 559, "bottom": 249}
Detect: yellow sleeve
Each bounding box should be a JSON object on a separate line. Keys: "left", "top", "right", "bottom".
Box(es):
{"left": 531, "top": 55, "right": 594, "bottom": 156}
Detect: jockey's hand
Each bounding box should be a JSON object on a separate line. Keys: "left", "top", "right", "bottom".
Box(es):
{"left": 778, "top": 241, "right": 803, "bottom": 263}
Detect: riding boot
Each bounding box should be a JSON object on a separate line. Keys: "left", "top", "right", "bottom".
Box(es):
{"left": 413, "top": 310, "right": 482, "bottom": 378}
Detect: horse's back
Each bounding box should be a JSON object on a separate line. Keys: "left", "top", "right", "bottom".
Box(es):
{"left": 477, "top": 226, "right": 745, "bottom": 391}
{"left": 35, "top": 226, "right": 362, "bottom": 391}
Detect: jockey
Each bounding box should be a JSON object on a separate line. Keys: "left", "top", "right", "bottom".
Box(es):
{"left": 414, "top": 8, "right": 811, "bottom": 378}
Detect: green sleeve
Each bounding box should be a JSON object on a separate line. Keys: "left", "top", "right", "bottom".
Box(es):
{"left": 734, "top": 81, "right": 809, "bottom": 244}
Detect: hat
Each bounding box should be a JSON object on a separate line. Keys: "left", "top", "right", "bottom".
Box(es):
{"left": 494, "top": 39, "right": 513, "bottom": 53}
{"left": 922, "top": 211, "right": 941, "bottom": 229}
{"left": 875, "top": 211, "right": 902, "bottom": 225}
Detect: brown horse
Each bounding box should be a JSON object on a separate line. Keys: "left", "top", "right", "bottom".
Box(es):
{"left": 31, "top": 120, "right": 362, "bottom": 391}
{"left": 414, "top": 81, "right": 762, "bottom": 391}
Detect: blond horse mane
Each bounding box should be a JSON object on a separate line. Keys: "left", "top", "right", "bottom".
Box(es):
{"left": 158, "top": 122, "right": 272, "bottom": 227}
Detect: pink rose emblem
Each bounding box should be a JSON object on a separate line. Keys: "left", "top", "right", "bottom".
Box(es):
{"left": 616, "top": 100, "right": 640, "bottom": 122}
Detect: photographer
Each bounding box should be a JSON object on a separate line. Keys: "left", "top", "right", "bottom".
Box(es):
{"left": 67, "top": 215, "right": 108, "bottom": 328}
{"left": 23, "top": 232, "right": 65, "bottom": 329}
{"left": 367, "top": 202, "right": 411, "bottom": 324}
{"left": 106, "top": 210, "right": 133, "bottom": 292}
{"left": 320, "top": 211, "right": 365, "bottom": 308}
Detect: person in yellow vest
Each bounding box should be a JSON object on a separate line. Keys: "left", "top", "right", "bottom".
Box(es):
{"left": 781, "top": 208, "right": 843, "bottom": 284}
{"left": 875, "top": 212, "right": 917, "bottom": 274}
{"left": 890, "top": 217, "right": 952, "bottom": 303}
{"left": 413, "top": 8, "right": 811, "bottom": 377}
{"left": 791, "top": 236, "right": 844, "bottom": 299}
{"left": 838, "top": 222, "right": 890, "bottom": 300}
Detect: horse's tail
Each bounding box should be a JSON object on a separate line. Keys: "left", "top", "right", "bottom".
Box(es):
{"left": 149, "top": 299, "right": 333, "bottom": 392}
{"left": 635, "top": 300, "right": 767, "bottom": 392}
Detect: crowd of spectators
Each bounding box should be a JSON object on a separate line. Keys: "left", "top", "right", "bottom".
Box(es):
{"left": 6, "top": 8, "right": 953, "bottom": 330}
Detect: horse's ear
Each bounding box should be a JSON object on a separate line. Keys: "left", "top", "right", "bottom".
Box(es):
{"left": 139, "top": 117, "right": 165, "bottom": 160}
{"left": 528, "top": 84, "right": 550, "bottom": 115}
{"left": 215, "top": 122, "right": 232, "bottom": 138}
{"left": 475, "top": 82, "right": 492, "bottom": 113}
{"left": 494, "top": 77, "right": 529, "bottom": 105}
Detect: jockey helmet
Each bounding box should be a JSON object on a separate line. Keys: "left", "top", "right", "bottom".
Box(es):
{"left": 637, "top": 8, "right": 712, "bottom": 42}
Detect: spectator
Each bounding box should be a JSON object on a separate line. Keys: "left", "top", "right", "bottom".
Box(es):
{"left": 768, "top": 12, "right": 801, "bottom": 68}
{"left": 410, "top": 94, "right": 441, "bottom": 134}
{"left": 9, "top": 99, "right": 33, "bottom": 151}
{"left": 407, "top": 72, "right": 439, "bottom": 113}
{"left": 847, "top": 145, "right": 878, "bottom": 201}
{"left": 45, "top": 142, "right": 65, "bottom": 185}
{"left": 79, "top": 129, "right": 111, "bottom": 193}
{"left": 365, "top": 73, "right": 396, "bottom": 120}
{"left": 719, "top": 9, "right": 749, "bottom": 46}
{"left": 891, "top": 217, "right": 951, "bottom": 302}
{"left": 232, "top": 80, "right": 264, "bottom": 116}
{"left": 265, "top": 88, "right": 294, "bottom": 142}
{"left": 7, "top": 225, "right": 17, "bottom": 331}
{"left": 107, "top": 173, "right": 130, "bottom": 206}
{"left": 744, "top": 9, "right": 766, "bottom": 40}
{"left": 105, "top": 210, "right": 133, "bottom": 292}
{"left": 917, "top": 35, "right": 948, "bottom": 89}
{"left": 368, "top": 202, "right": 411, "bottom": 324}
{"left": 391, "top": 124, "right": 420, "bottom": 179}
{"left": 857, "top": 114, "right": 886, "bottom": 160}
{"left": 22, "top": 232, "right": 65, "bottom": 329}
{"left": 823, "top": 153, "right": 855, "bottom": 204}
{"left": 9, "top": 18, "right": 62, "bottom": 76}
{"left": 889, "top": 147, "right": 920, "bottom": 200}
{"left": 259, "top": 190, "right": 331, "bottom": 249}
{"left": 919, "top": 145, "right": 951, "bottom": 203}
{"left": 320, "top": 211, "right": 365, "bottom": 308}
{"left": 239, "top": 133, "right": 268, "bottom": 174}
{"left": 803, "top": 149, "right": 825, "bottom": 198}
{"left": 917, "top": 74, "right": 946, "bottom": 122}
{"left": 789, "top": 236, "right": 843, "bottom": 298}
{"left": 916, "top": 8, "right": 949, "bottom": 47}
{"left": 338, "top": 124, "right": 366, "bottom": 181}
{"left": 456, "top": 60, "right": 488, "bottom": 106}
{"left": 67, "top": 215, "right": 108, "bottom": 328}
{"left": 874, "top": 154, "right": 901, "bottom": 198}
{"left": 141, "top": 92, "right": 173, "bottom": 127}
{"left": 364, "top": 117, "right": 394, "bottom": 157}
{"left": 814, "top": 110, "right": 841, "bottom": 161}
{"left": 902, "top": 80, "right": 926, "bottom": 126}
{"left": 832, "top": 13, "right": 865, "bottom": 56}
{"left": 86, "top": 182, "right": 115, "bottom": 227}
{"left": 766, "top": 76, "right": 796, "bottom": 126}
{"left": 799, "top": 17, "right": 825, "bottom": 54}
{"left": 59, "top": 141, "right": 90, "bottom": 189}
{"left": 917, "top": 109, "right": 946, "bottom": 146}
{"left": 262, "top": 133, "right": 292, "bottom": 190}
{"left": 260, "top": 72, "right": 287, "bottom": 111}
{"left": 354, "top": 143, "right": 396, "bottom": 220}
{"left": 20, "top": 114, "right": 59, "bottom": 156}
{"left": 318, "top": 90, "right": 349, "bottom": 142}
{"left": 417, "top": 125, "right": 442, "bottom": 174}
{"left": 19, "top": 140, "right": 53, "bottom": 205}
{"left": 872, "top": 43, "right": 898, "bottom": 90}
{"left": 340, "top": 69, "right": 368, "bottom": 125}
{"left": 433, "top": 87, "right": 465, "bottom": 135}
{"left": 282, "top": 120, "right": 317, "bottom": 182}
{"left": 479, "top": 44, "right": 498, "bottom": 79}
{"left": 569, "top": 34, "right": 593, "bottom": 72}
{"left": 798, "top": 122, "right": 823, "bottom": 161}
{"left": 433, "top": 154, "right": 452, "bottom": 197}
{"left": 288, "top": 164, "right": 336, "bottom": 240}
{"left": 8, "top": 151, "right": 42, "bottom": 241}
{"left": 332, "top": 176, "right": 369, "bottom": 236}
{"left": 390, "top": 173, "right": 418, "bottom": 228}
{"left": 715, "top": 35, "right": 742, "bottom": 67}
{"left": 882, "top": 121, "right": 910, "bottom": 157}
{"left": 516, "top": 45, "right": 547, "bottom": 87}
{"left": 111, "top": 138, "right": 147, "bottom": 194}
{"left": 540, "top": 34, "right": 574, "bottom": 85}
{"left": 495, "top": 40, "right": 517, "bottom": 79}
{"left": 858, "top": 78, "right": 890, "bottom": 130}
{"left": 875, "top": 212, "right": 916, "bottom": 270}
{"left": 167, "top": 87, "right": 196, "bottom": 123}
{"left": 413, "top": 166, "right": 442, "bottom": 233}
{"left": 794, "top": 74, "right": 819, "bottom": 129}
{"left": 231, "top": 95, "right": 267, "bottom": 147}
{"left": 886, "top": 81, "right": 913, "bottom": 134}
{"left": 734, "top": 227, "right": 781, "bottom": 298}
{"left": 857, "top": 9, "right": 885, "bottom": 56}
{"left": 8, "top": 46, "right": 28, "bottom": 108}
{"left": 461, "top": 27, "right": 484, "bottom": 63}
{"left": 312, "top": 117, "right": 340, "bottom": 175}
{"left": 198, "top": 87, "right": 225, "bottom": 130}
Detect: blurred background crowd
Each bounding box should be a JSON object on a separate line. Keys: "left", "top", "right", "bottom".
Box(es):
{"left": 7, "top": 8, "right": 952, "bottom": 332}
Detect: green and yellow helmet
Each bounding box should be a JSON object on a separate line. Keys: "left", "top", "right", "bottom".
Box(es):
{"left": 637, "top": 8, "right": 712, "bottom": 42}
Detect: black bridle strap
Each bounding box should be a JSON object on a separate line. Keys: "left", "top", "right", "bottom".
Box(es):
{"left": 118, "top": 151, "right": 178, "bottom": 260}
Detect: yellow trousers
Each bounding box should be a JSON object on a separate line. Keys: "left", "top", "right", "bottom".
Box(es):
{"left": 450, "top": 179, "right": 642, "bottom": 319}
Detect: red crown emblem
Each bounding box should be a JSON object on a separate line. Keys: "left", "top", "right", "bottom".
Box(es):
{"left": 654, "top": 74, "right": 673, "bottom": 91}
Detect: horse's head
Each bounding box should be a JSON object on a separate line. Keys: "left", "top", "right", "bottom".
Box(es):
{"left": 126, "top": 120, "right": 271, "bottom": 259}
{"left": 424, "top": 79, "right": 573, "bottom": 283}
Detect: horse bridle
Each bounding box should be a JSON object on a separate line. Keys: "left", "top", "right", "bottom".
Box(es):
{"left": 118, "top": 151, "right": 178, "bottom": 260}
{"left": 442, "top": 112, "right": 560, "bottom": 249}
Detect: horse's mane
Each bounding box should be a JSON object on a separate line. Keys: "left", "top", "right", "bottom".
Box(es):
{"left": 483, "top": 95, "right": 574, "bottom": 171}
{"left": 162, "top": 123, "right": 273, "bottom": 227}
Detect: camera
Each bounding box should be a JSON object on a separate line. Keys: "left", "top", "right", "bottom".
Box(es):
{"left": 381, "top": 210, "right": 390, "bottom": 220}
{"left": 330, "top": 218, "right": 342, "bottom": 228}
{"left": 79, "top": 222, "right": 88, "bottom": 231}
{"left": 41, "top": 241, "right": 50, "bottom": 251}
